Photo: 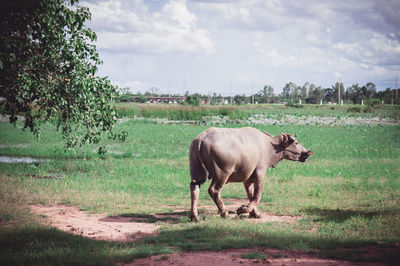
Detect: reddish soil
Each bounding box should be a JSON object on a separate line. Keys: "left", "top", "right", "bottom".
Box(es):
{"left": 30, "top": 200, "right": 300, "bottom": 241}
{"left": 204, "top": 198, "right": 302, "bottom": 223}
{"left": 130, "top": 248, "right": 378, "bottom": 266}
{"left": 30, "top": 205, "right": 161, "bottom": 241}
{"left": 29, "top": 204, "right": 399, "bottom": 265}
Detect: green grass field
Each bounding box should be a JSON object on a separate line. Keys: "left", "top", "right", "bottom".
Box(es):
{"left": 0, "top": 104, "right": 399, "bottom": 265}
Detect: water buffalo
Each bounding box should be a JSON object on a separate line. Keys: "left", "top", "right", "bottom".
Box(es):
{"left": 189, "top": 127, "right": 312, "bottom": 222}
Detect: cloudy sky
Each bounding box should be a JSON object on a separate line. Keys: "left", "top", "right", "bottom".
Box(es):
{"left": 81, "top": 0, "right": 400, "bottom": 95}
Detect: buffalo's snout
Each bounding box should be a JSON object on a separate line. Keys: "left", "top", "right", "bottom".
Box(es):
{"left": 299, "top": 150, "right": 313, "bottom": 162}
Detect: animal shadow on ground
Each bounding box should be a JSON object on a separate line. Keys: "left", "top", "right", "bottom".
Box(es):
{"left": 303, "top": 207, "right": 397, "bottom": 222}
{"left": 99, "top": 211, "right": 191, "bottom": 224}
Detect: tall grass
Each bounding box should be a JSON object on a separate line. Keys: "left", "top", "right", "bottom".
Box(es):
{"left": 115, "top": 103, "right": 400, "bottom": 120}
{"left": 116, "top": 103, "right": 250, "bottom": 120}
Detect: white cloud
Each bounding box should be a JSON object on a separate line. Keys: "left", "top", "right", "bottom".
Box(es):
{"left": 82, "top": 0, "right": 400, "bottom": 93}
{"left": 81, "top": 0, "right": 214, "bottom": 55}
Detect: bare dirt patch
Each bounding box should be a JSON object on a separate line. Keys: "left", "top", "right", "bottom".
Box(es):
{"left": 200, "top": 198, "right": 302, "bottom": 223}
{"left": 30, "top": 205, "right": 161, "bottom": 241}
{"left": 130, "top": 247, "right": 391, "bottom": 266}
{"left": 29, "top": 201, "right": 300, "bottom": 242}
{"left": 29, "top": 204, "right": 398, "bottom": 265}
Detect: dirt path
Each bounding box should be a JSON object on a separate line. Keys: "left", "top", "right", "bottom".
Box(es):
{"left": 29, "top": 204, "right": 398, "bottom": 265}
{"left": 30, "top": 205, "right": 161, "bottom": 241}
{"left": 30, "top": 200, "right": 300, "bottom": 241}
{"left": 130, "top": 248, "right": 375, "bottom": 266}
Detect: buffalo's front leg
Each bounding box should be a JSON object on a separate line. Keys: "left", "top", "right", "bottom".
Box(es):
{"left": 190, "top": 183, "right": 200, "bottom": 221}
{"left": 208, "top": 179, "right": 228, "bottom": 218}
{"left": 237, "top": 178, "right": 263, "bottom": 218}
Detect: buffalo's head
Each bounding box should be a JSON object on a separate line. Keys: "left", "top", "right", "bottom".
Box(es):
{"left": 271, "top": 133, "right": 313, "bottom": 162}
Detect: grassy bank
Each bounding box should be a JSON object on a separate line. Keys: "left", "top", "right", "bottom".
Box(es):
{"left": 115, "top": 103, "right": 400, "bottom": 120}
{"left": 0, "top": 115, "right": 399, "bottom": 264}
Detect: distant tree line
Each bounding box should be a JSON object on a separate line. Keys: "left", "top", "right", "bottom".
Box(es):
{"left": 117, "top": 81, "right": 399, "bottom": 105}
{"left": 252, "top": 81, "right": 398, "bottom": 105}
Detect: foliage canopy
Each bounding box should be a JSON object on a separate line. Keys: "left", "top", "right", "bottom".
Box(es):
{"left": 0, "top": 0, "right": 125, "bottom": 152}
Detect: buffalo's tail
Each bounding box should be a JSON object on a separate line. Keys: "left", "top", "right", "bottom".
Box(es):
{"left": 189, "top": 138, "right": 207, "bottom": 187}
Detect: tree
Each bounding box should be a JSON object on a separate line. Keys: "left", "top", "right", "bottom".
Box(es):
{"left": 282, "top": 82, "right": 298, "bottom": 101}
{"left": 305, "top": 86, "right": 323, "bottom": 104}
{"left": 376, "top": 88, "right": 393, "bottom": 104}
{"left": 259, "top": 85, "right": 274, "bottom": 103}
{"left": 0, "top": 0, "right": 126, "bottom": 152}
{"left": 323, "top": 88, "right": 336, "bottom": 103}
{"left": 234, "top": 94, "right": 248, "bottom": 105}
{"left": 346, "top": 84, "right": 362, "bottom": 104}
{"left": 267, "top": 86, "right": 275, "bottom": 102}
{"left": 300, "top": 82, "right": 309, "bottom": 100}
{"left": 364, "top": 82, "right": 376, "bottom": 99}
{"left": 186, "top": 94, "right": 200, "bottom": 106}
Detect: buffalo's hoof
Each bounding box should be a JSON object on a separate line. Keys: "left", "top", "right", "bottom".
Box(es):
{"left": 249, "top": 211, "right": 261, "bottom": 219}
{"left": 237, "top": 205, "right": 251, "bottom": 215}
{"left": 219, "top": 210, "right": 228, "bottom": 218}
{"left": 190, "top": 215, "right": 199, "bottom": 222}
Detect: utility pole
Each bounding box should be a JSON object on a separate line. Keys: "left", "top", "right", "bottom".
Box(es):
{"left": 391, "top": 89, "right": 394, "bottom": 105}
{"left": 338, "top": 80, "right": 341, "bottom": 105}
{"left": 392, "top": 76, "right": 396, "bottom": 105}
{"left": 251, "top": 79, "right": 254, "bottom": 104}
{"left": 230, "top": 80, "right": 233, "bottom": 104}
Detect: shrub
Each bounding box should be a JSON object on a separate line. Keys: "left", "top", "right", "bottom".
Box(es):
{"left": 137, "top": 95, "right": 147, "bottom": 103}
{"left": 241, "top": 252, "right": 267, "bottom": 260}
{"left": 365, "top": 99, "right": 380, "bottom": 108}
{"left": 363, "top": 105, "right": 374, "bottom": 113}
{"left": 347, "top": 106, "right": 361, "bottom": 113}
{"left": 218, "top": 108, "right": 230, "bottom": 116}
{"left": 285, "top": 100, "right": 303, "bottom": 108}
{"left": 186, "top": 95, "right": 200, "bottom": 106}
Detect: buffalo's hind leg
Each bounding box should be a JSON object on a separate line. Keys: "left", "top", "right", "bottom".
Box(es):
{"left": 190, "top": 183, "right": 200, "bottom": 222}
{"left": 208, "top": 179, "right": 228, "bottom": 218}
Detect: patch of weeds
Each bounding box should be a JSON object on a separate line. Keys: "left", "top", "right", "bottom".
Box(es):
{"left": 241, "top": 252, "right": 267, "bottom": 260}
{"left": 0, "top": 213, "right": 13, "bottom": 222}
{"left": 159, "top": 255, "right": 169, "bottom": 261}
{"left": 347, "top": 106, "right": 361, "bottom": 113}
{"left": 272, "top": 252, "right": 288, "bottom": 258}
{"left": 307, "top": 250, "right": 318, "bottom": 255}
{"left": 59, "top": 199, "right": 72, "bottom": 205}
{"left": 233, "top": 214, "right": 248, "bottom": 220}
{"left": 370, "top": 251, "right": 400, "bottom": 264}
{"left": 320, "top": 249, "right": 366, "bottom": 262}
{"left": 178, "top": 216, "right": 190, "bottom": 223}
{"left": 308, "top": 186, "right": 325, "bottom": 198}
{"left": 279, "top": 175, "right": 294, "bottom": 182}
{"left": 262, "top": 195, "right": 273, "bottom": 203}
{"left": 298, "top": 218, "right": 315, "bottom": 230}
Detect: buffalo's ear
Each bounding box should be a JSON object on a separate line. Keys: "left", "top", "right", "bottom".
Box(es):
{"left": 287, "top": 134, "right": 296, "bottom": 146}
{"left": 281, "top": 133, "right": 295, "bottom": 148}
{"left": 271, "top": 133, "right": 294, "bottom": 150}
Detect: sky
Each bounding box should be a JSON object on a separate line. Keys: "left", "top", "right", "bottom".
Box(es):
{"left": 80, "top": 0, "right": 400, "bottom": 96}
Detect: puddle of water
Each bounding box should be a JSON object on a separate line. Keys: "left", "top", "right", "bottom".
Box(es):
{"left": 0, "top": 156, "right": 51, "bottom": 164}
